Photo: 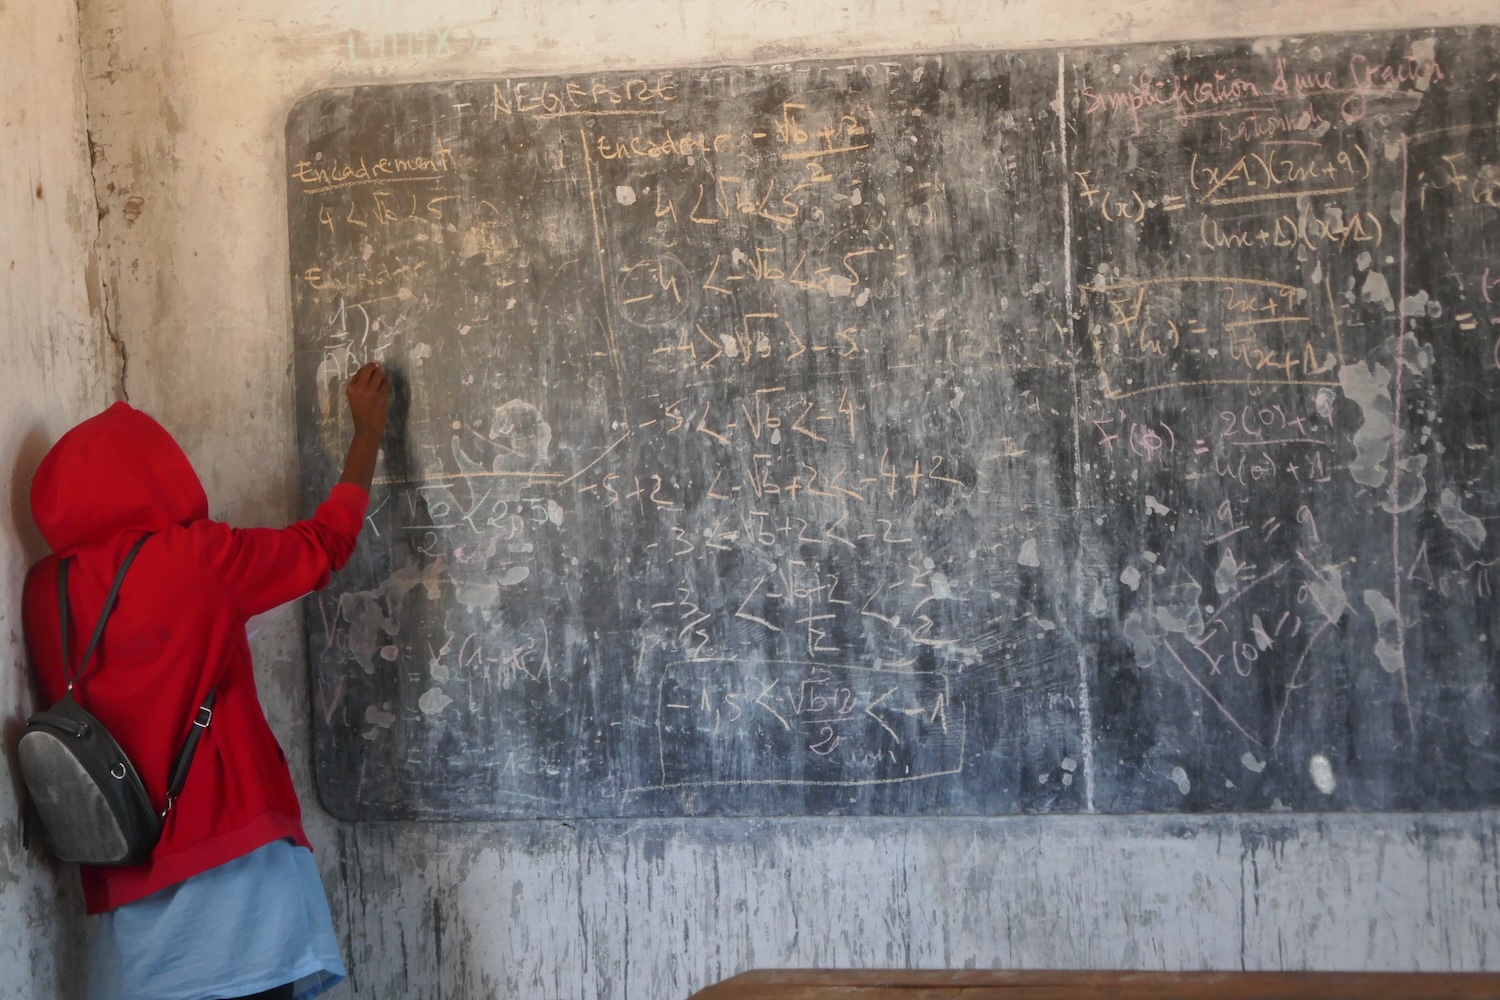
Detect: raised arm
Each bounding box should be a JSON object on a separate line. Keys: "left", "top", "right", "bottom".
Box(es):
{"left": 338, "top": 362, "right": 390, "bottom": 493}
{"left": 202, "top": 363, "right": 392, "bottom": 619}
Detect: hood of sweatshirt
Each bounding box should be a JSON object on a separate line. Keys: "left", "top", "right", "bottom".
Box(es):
{"left": 31, "top": 402, "right": 210, "bottom": 556}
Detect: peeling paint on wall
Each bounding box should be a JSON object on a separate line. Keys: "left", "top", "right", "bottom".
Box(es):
{"left": 1, "top": 0, "right": 113, "bottom": 996}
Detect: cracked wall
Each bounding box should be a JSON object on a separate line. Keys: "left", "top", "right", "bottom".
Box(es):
{"left": 5, "top": 1, "right": 1498, "bottom": 998}
{"left": 0, "top": 0, "right": 114, "bottom": 995}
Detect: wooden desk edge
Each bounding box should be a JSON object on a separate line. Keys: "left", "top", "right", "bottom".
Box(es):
{"left": 687, "top": 969, "right": 1500, "bottom": 1000}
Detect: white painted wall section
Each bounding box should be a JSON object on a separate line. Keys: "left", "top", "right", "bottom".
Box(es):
{"left": 0, "top": 0, "right": 114, "bottom": 996}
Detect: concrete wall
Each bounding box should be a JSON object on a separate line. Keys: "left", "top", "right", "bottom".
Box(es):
{"left": 0, "top": 0, "right": 114, "bottom": 996}
{"left": 5, "top": 0, "right": 1495, "bottom": 997}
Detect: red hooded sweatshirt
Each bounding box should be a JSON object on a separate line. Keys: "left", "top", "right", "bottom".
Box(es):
{"left": 22, "top": 402, "right": 368, "bottom": 914}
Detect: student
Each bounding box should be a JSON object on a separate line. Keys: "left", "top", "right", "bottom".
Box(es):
{"left": 22, "top": 363, "right": 390, "bottom": 1000}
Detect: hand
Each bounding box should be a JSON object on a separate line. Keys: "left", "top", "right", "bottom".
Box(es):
{"left": 346, "top": 363, "right": 390, "bottom": 439}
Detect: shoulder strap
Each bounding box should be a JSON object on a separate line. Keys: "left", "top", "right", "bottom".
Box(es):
{"left": 165, "top": 688, "right": 218, "bottom": 810}
{"left": 58, "top": 534, "right": 152, "bottom": 692}
{"left": 53, "top": 533, "right": 215, "bottom": 815}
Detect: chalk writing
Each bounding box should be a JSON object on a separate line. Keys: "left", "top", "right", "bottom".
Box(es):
{"left": 287, "top": 29, "right": 1500, "bottom": 820}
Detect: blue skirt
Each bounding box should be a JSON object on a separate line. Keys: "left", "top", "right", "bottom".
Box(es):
{"left": 88, "top": 839, "right": 347, "bottom": 1000}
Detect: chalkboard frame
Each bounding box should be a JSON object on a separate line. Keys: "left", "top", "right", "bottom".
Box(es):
{"left": 286, "top": 26, "right": 1500, "bottom": 821}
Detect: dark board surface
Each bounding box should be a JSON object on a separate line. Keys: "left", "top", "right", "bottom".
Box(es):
{"left": 286, "top": 28, "right": 1500, "bottom": 820}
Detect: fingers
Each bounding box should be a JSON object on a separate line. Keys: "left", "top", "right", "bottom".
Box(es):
{"left": 348, "top": 362, "right": 390, "bottom": 393}
{"left": 346, "top": 364, "right": 391, "bottom": 439}
{"left": 350, "top": 361, "right": 381, "bottom": 385}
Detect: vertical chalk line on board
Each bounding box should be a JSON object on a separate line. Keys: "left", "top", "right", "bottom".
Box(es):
{"left": 579, "top": 126, "right": 634, "bottom": 429}
{"left": 1392, "top": 136, "right": 1415, "bottom": 735}
{"left": 1059, "top": 50, "right": 1096, "bottom": 813}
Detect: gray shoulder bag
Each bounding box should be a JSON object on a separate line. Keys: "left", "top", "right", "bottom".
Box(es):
{"left": 18, "top": 535, "right": 216, "bottom": 866}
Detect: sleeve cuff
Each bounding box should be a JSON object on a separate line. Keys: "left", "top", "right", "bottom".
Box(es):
{"left": 327, "top": 482, "right": 371, "bottom": 516}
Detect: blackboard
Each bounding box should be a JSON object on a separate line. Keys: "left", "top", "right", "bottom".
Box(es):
{"left": 286, "top": 27, "right": 1500, "bottom": 820}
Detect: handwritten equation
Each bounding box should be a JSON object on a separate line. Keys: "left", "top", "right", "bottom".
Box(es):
{"left": 288, "top": 29, "right": 1500, "bottom": 818}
